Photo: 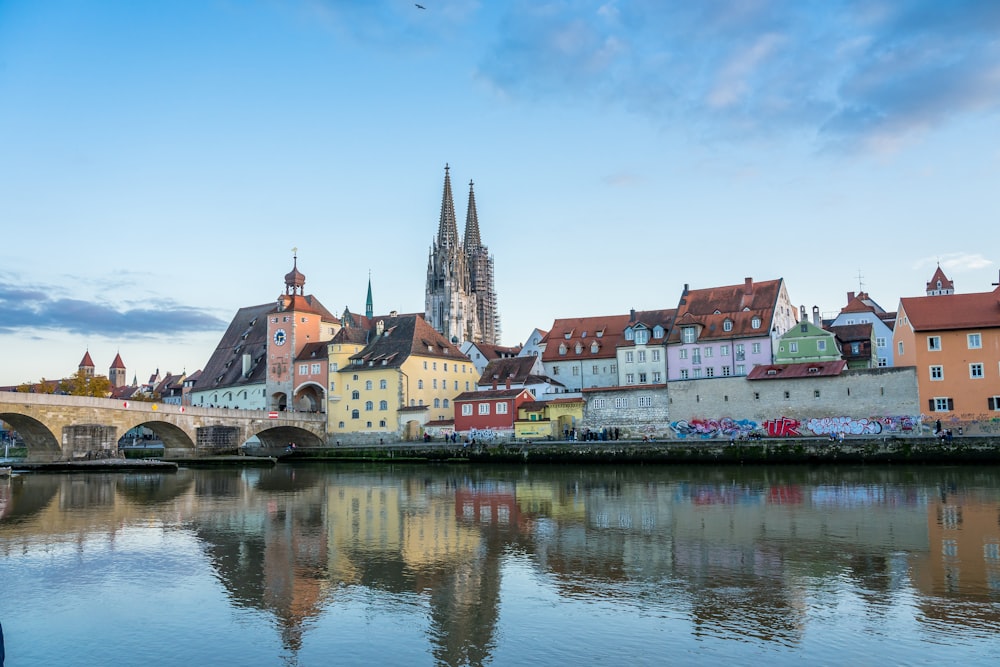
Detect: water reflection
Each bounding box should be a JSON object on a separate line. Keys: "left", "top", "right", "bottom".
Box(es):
{"left": 3, "top": 464, "right": 1000, "bottom": 665}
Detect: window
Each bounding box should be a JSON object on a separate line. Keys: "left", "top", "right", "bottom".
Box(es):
{"left": 478, "top": 403, "right": 490, "bottom": 415}
{"left": 814, "top": 389, "right": 821, "bottom": 398}
{"left": 638, "top": 396, "right": 652, "bottom": 407}
{"left": 693, "top": 368, "right": 702, "bottom": 378}
{"left": 720, "top": 345, "right": 730, "bottom": 357}
{"left": 379, "top": 379, "right": 387, "bottom": 389}
{"left": 723, "top": 319, "right": 733, "bottom": 332}
{"left": 639, "top": 372, "right": 647, "bottom": 383}
{"left": 365, "top": 380, "right": 373, "bottom": 390}
{"left": 593, "top": 365, "right": 599, "bottom": 374}
{"left": 652, "top": 349, "right": 661, "bottom": 362}
{"left": 752, "top": 342, "right": 761, "bottom": 354}
{"left": 635, "top": 329, "right": 649, "bottom": 345}
{"left": 434, "top": 398, "right": 440, "bottom": 408}
{"left": 418, "top": 380, "right": 424, "bottom": 389}
{"left": 653, "top": 325, "right": 664, "bottom": 338}
{"left": 969, "top": 333, "right": 982, "bottom": 349}
{"left": 352, "top": 390, "right": 360, "bottom": 400}
{"left": 624, "top": 328, "right": 634, "bottom": 341}
{"left": 706, "top": 368, "right": 714, "bottom": 378}
{"left": 379, "top": 420, "right": 386, "bottom": 428}
{"left": 575, "top": 343, "right": 582, "bottom": 354}
{"left": 928, "top": 336, "right": 942, "bottom": 351}
{"left": 626, "top": 373, "right": 635, "bottom": 384}
{"left": 752, "top": 317, "right": 761, "bottom": 329}
{"left": 432, "top": 379, "right": 438, "bottom": 389}
{"left": 379, "top": 400, "right": 388, "bottom": 410}
{"left": 298, "top": 364, "right": 308, "bottom": 375}
{"left": 703, "top": 347, "right": 713, "bottom": 358}
{"left": 932, "top": 397, "right": 954, "bottom": 412}
{"left": 338, "top": 421, "right": 345, "bottom": 428}
{"left": 692, "top": 349, "right": 701, "bottom": 364}
{"left": 637, "top": 350, "right": 646, "bottom": 362}
{"left": 443, "top": 363, "right": 448, "bottom": 371}
{"left": 653, "top": 371, "right": 662, "bottom": 382}
{"left": 878, "top": 357, "right": 887, "bottom": 367}
{"left": 443, "top": 399, "right": 449, "bottom": 407}
{"left": 591, "top": 342, "right": 599, "bottom": 353}
{"left": 736, "top": 364, "right": 746, "bottom": 375}
{"left": 817, "top": 340, "right": 826, "bottom": 351}
{"left": 680, "top": 369, "right": 689, "bottom": 379}
{"left": 988, "top": 396, "right": 1000, "bottom": 411}
{"left": 851, "top": 343, "right": 860, "bottom": 354}
{"left": 800, "top": 323, "right": 808, "bottom": 333}
{"left": 462, "top": 404, "right": 472, "bottom": 416}
{"left": 559, "top": 343, "right": 567, "bottom": 356}
{"left": 365, "top": 401, "right": 373, "bottom": 411}
{"left": 625, "top": 351, "right": 634, "bottom": 363}
{"left": 311, "top": 363, "right": 321, "bottom": 374}
{"left": 789, "top": 342, "right": 798, "bottom": 353}
{"left": 876, "top": 337, "right": 886, "bottom": 348}
{"left": 930, "top": 365, "right": 943, "bottom": 381}
{"left": 971, "top": 363, "right": 984, "bottom": 379}
{"left": 497, "top": 402, "right": 508, "bottom": 414}
{"left": 722, "top": 367, "right": 731, "bottom": 377}
{"left": 735, "top": 344, "right": 745, "bottom": 360}
{"left": 572, "top": 366, "right": 579, "bottom": 376}
{"left": 593, "top": 398, "right": 608, "bottom": 408}
{"left": 614, "top": 397, "right": 628, "bottom": 409}
{"left": 682, "top": 327, "right": 696, "bottom": 343}
{"left": 679, "top": 349, "right": 688, "bottom": 360}
{"left": 898, "top": 341, "right": 904, "bottom": 356}
{"left": 351, "top": 409, "right": 360, "bottom": 419}
{"left": 553, "top": 366, "right": 560, "bottom": 375}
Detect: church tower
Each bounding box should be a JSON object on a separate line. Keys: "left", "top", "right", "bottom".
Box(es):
{"left": 425, "top": 165, "right": 500, "bottom": 345}
{"left": 109, "top": 352, "right": 127, "bottom": 388}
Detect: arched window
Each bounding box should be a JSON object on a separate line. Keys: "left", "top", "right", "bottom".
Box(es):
{"left": 418, "top": 379, "right": 424, "bottom": 389}
{"left": 434, "top": 398, "right": 440, "bottom": 408}
{"left": 365, "top": 401, "right": 373, "bottom": 411}
{"left": 653, "top": 325, "right": 664, "bottom": 338}
{"left": 379, "top": 420, "right": 386, "bottom": 428}
{"left": 751, "top": 317, "right": 761, "bottom": 329}
{"left": 365, "top": 380, "right": 372, "bottom": 390}
{"left": 575, "top": 343, "right": 582, "bottom": 354}
{"left": 379, "top": 379, "right": 387, "bottom": 389}
{"left": 723, "top": 319, "right": 733, "bottom": 332}
{"left": 351, "top": 390, "right": 360, "bottom": 400}
{"left": 379, "top": 400, "right": 388, "bottom": 410}
{"left": 591, "top": 342, "right": 599, "bottom": 353}
{"left": 558, "top": 343, "right": 567, "bottom": 355}
{"left": 351, "top": 409, "right": 359, "bottom": 419}
{"left": 443, "top": 399, "right": 449, "bottom": 408}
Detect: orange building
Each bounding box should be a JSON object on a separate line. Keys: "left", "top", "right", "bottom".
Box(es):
{"left": 893, "top": 269, "right": 1000, "bottom": 426}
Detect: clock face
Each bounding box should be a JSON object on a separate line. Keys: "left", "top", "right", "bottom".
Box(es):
{"left": 273, "top": 329, "right": 287, "bottom": 346}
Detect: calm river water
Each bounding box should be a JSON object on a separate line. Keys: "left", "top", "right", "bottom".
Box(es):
{"left": 2, "top": 462, "right": 1000, "bottom": 666}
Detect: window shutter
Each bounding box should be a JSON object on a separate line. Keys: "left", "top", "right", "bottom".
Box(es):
{"left": 928, "top": 399, "right": 934, "bottom": 411}
{"left": 989, "top": 397, "right": 996, "bottom": 410}
{"left": 947, "top": 398, "right": 954, "bottom": 410}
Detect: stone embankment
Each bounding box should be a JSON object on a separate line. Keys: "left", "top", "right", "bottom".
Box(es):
{"left": 289, "top": 435, "right": 1000, "bottom": 465}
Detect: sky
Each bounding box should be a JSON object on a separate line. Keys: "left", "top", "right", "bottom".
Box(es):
{"left": 1, "top": 0, "right": 999, "bottom": 387}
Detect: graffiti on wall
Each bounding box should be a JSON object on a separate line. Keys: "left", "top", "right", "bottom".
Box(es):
{"left": 468, "top": 428, "right": 499, "bottom": 442}
{"left": 670, "top": 415, "right": 927, "bottom": 438}
{"left": 670, "top": 418, "right": 759, "bottom": 439}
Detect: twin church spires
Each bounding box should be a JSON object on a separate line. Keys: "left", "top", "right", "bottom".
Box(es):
{"left": 426, "top": 164, "right": 500, "bottom": 345}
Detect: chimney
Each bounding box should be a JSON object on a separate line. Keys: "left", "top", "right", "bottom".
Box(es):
{"left": 812, "top": 306, "right": 820, "bottom": 326}
{"left": 744, "top": 277, "right": 753, "bottom": 295}
{"left": 847, "top": 291, "right": 855, "bottom": 303}
{"left": 242, "top": 353, "right": 252, "bottom": 378}
{"left": 799, "top": 305, "right": 806, "bottom": 322}
{"left": 492, "top": 375, "right": 498, "bottom": 390}
{"left": 505, "top": 376, "right": 511, "bottom": 389}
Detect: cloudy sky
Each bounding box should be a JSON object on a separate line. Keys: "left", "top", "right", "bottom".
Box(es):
{"left": 1, "top": 0, "right": 998, "bottom": 386}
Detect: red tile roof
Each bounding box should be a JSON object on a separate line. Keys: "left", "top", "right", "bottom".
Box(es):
{"left": 899, "top": 287, "right": 1000, "bottom": 331}
{"left": 541, "top": 314, "right": 632, "bottom": 362}
{"left": 747, "top": 360, "right": 846, "bottom": 380}
{"left": 926, "top": 266, "right": 955, "bottom": 293}
{"left": 668, "top": 277, "right": 784, "bottom": 342}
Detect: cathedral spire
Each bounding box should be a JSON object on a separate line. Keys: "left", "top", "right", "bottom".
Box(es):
{"left": 436, "top": 164, "right": 459, "bottom": 251}
{"left": 464, "top": 179, "right": 481, "bottom": 250}
{"left": 365, "top": 273, "right": 374, "bottom": 319}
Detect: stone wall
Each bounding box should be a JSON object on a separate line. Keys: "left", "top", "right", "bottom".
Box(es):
{"left": 582, "top": 386, "right": 671, "bottom": 439}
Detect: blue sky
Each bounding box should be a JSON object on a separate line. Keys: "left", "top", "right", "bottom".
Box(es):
{"left": 1, "top": 0, "right": 998, "bottom": 386}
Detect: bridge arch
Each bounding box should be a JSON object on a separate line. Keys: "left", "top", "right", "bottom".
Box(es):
{"left": 292, "top": 381, "right": 326, "bottom": 413}
{"left": 120, "top": 420, "right": 197, "bottom": 451}
{"left": 0, "top": 411, "right": 60, "bottom": 458}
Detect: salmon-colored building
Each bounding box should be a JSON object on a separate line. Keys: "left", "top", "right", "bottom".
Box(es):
{"left": 893, "top": 268, "right": 1000, "bottom": 424}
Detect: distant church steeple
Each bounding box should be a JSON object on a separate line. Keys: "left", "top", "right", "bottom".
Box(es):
{"left": 79, "top": 350, "right": 95, "bottom": 378}
{"left": 366, "top": 274, "right": 374, "bottom": 319}
{"left": 926, "top": 264, "right": 955, "bottom": 296}
{"left": 110, "top": 352, "right": 127, "bottom": 388}
{"left": 425, "top": 165, "right": 500, "bottom": 345}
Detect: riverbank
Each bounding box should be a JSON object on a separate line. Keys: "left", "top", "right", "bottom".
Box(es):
{"left": 283, "top": 435, "right": 1000, "bottom": 464}
{"left": 11, "top": 459, "right": 179, "bottom": 473}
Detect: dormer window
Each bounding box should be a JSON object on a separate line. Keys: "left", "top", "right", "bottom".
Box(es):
{"left": 800, "top": 323, "right": 808, "bottom": 333}
{"left": 559, "top": 343, "right": 567, "bottom": 355}
{"left": 653, "top": 326, "right": 664, "bottom": 338}
{"left": 596, "top": 330, "right": 604, "bottom": 338}
{"left": 808, "top": 367, "right": 820, "bottom": 374}
{"left": 591, "top": 342, "right": 599, "bottom": 353}
{"left": 766, "top": 368, "right": 778, "bottom": 375}
{"left": 575, "top": 343, "right": 582, "bottom": 354}
{"left": 582, "top": 331, "right": 588, "bottom": 338}
{"left": 624, "top": 328, "right": 634, "bottom": 341}
{"left": 564, "top": 331, "right": 572, "bottom": 340}
{"left": 634, "top": 329, "right": 649, "bottom": 345}
{"left": 723, "top": 319, "right": 733, "bottom": 332}
{"left": 752, "top": 317, "right": 762, "bottom": 329}
{"left": 682, "top": 327, "right": 696, "bottom": 344}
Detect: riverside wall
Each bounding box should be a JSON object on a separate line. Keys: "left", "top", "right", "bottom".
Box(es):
{"left": 293, "top": 435, "right": 1000, "bottom": 465}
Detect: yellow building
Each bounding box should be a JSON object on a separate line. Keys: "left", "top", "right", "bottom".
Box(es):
{"left": 328, "top": 312, "right": 476, "bottom": 441}
{"left": 514, "top": 397, "right": 584, "bottom": 441}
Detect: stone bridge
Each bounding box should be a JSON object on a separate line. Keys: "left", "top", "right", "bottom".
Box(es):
{"left": 0, "top": 391, "right": 327, "bottom": 461}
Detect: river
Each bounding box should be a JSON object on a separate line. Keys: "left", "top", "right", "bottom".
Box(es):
{"left": 1, "top": 462, "right": 999, "bottom": 666}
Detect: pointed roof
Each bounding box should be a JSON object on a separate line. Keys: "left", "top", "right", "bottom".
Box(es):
{"left": 110, "top": 352, "right": 126, "bottom": 370}
{"left": 365, "top": 278, "right": 374, "bottom": 319}
{"left": 79, "top": 351, "right": 95, "bottom": 368}
{"left": 340, "top": 312, "right": 466, "bottom": 371}
{"left": 284, "top": 253, "right": 306, "bottom": 295}
{"left": 463, "top": 179, "right": 481, "bottom": 250}
{"left": 668, "top": 277, "right": 784, "bottom": 342}
{"left": 436, "top": 164, "right": 459, "bottom": 250}
{"left": 926, "top": 265, "right": 954, "bottom": 295}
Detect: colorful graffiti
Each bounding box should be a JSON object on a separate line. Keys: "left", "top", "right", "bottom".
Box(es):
{"left": 669, "top": 418, "right": 758, "bottom": 439}
{"left": 670, "top": 415, "right": 927, "bottom": 438}
{"left": 468, "top": 428, "right": 500, "bottom": 442}
{"left": 763, "top": 416, "right": 801, "bottom": 437}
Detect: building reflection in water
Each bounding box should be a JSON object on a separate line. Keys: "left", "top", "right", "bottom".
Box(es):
{"left": 3, "top": 465, "right": 1000, "bottom": 661}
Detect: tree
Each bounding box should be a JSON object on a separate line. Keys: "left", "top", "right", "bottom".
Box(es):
{"left": 59, "top": 370, "right": 112, "bottom": 397}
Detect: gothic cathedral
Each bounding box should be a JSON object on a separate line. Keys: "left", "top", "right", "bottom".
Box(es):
{"left": 425, "top": 165, "right": 500, "bottom": 345}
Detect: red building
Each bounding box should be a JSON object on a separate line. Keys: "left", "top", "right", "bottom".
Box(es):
{"left": 453, "top": 387, "right": 535, "bottom": 438}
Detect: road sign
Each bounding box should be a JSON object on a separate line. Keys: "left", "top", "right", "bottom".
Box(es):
{"left": 269, "top": 411, "right": 279, "bottom": 419}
